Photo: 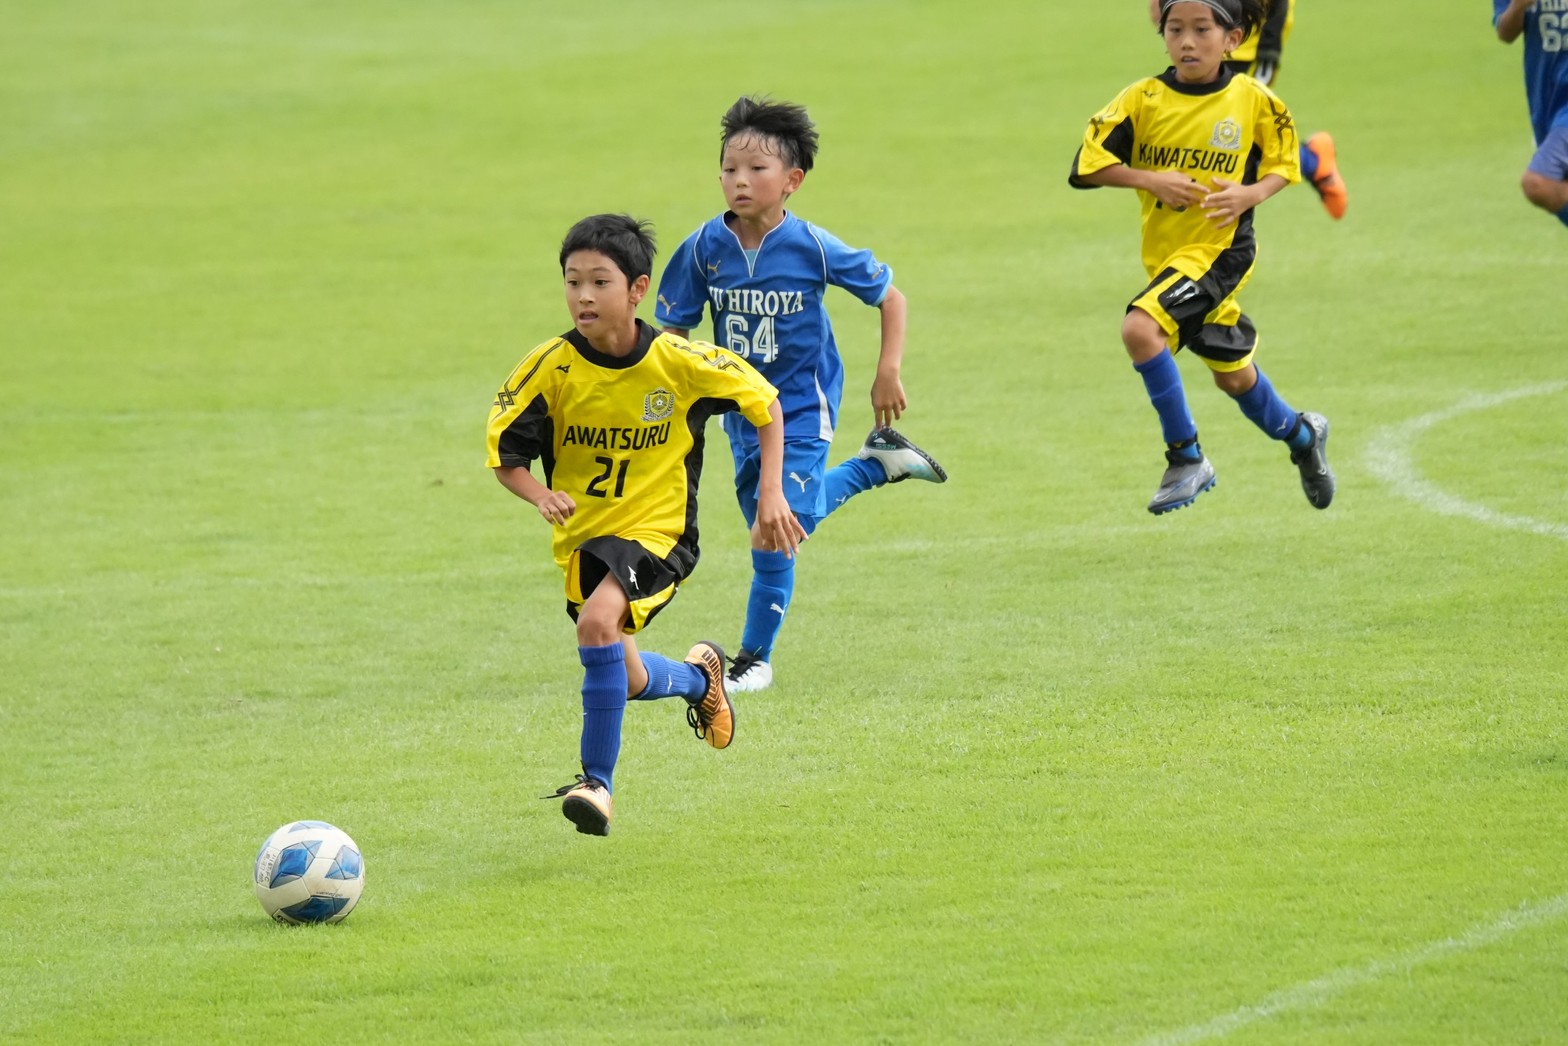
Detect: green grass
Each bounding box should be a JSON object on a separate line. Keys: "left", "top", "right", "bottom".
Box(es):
{"left": 3, "top": 1, "right": 1566, "bottom": 1042}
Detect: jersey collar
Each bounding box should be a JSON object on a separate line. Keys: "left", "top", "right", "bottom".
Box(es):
{"left": 1157, "top": 64, "right": 1236, "bottom": 96}
{"left": 562, "top": 318, "right": 658, "bottom": 369}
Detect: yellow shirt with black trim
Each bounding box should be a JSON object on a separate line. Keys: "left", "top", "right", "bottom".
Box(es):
{"left": 486, "top": 319, "right": 778, "bottom": 572}
{"left": 1070, "top": 67, "right": 1300, "bottom": 277}
{"left": 1228, "top": 0, "right": 1293, "bottom": 67}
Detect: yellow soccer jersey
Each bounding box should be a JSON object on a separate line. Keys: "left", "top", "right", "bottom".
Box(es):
{"left": 486, "top": 319, "right": 777, "bottom": 572}
{"left": 1070, "top": 67, "right": 1300, "bottom": 277}
{"left": 1228, "top": 0, "right": 1293, "bottom": 67}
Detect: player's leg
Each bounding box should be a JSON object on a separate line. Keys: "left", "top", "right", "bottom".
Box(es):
{"left": 1198, "top": 311, "right": 1333, "bottom": 509}
{"left": 1301, "top": 132, "right": 1348, "bottom": 220}
{"left": 1126, "top": 273, "right": 1214, "bottom": 515}
{"left": 728, "top": 442, "right": 822, "bottom": 692}
{"left": 1522, "top": 126, "right": 1568, "bottom": 227}
{"left": 558, "top": 564, "right": 634, "bottom": 836}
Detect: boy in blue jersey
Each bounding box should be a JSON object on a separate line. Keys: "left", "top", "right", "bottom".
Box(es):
{"left": 1496, "top": 0, "right": 1568, "bottom": 227}
{"left": 657, "top": 96, "right": 947, "bottom": 693}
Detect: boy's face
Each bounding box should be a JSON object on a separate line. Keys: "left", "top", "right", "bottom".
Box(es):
{"left": 562, "top": 249, "right": 648, "bottom": 348}
{"left": 720, "top": 133, "right": 804, "bottom": 222}
{"left": 1162, "top": 2, "right": 1243, "bottom": 83}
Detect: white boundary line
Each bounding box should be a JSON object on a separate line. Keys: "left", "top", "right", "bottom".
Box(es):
{"left": 1142, "top": 893, "right": 1568, "bottom": 1045}
{"left": 1364, "top": 382, "right": 1568, "bottom": 542}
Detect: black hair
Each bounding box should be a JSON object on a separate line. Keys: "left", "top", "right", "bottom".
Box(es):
{"left": 1157, "top": 0, "right": 1269, "bottom": 41}
{"left": 558, "top": 213, "right": 656, "bottom": 281}
{"left": 719, "top": 95, "right": 819, "bottom": 173}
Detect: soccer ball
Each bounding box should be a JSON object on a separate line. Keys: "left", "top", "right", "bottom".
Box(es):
{"left": 253, "top": 820, "right": 365, "bottom": 924}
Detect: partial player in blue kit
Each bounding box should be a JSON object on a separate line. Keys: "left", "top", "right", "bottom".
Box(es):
{"left": 1496, "top": 0, "right": 1568, "bottom": 227}
{"left": 657, "top": 96, "right": 948, "bottom": 694}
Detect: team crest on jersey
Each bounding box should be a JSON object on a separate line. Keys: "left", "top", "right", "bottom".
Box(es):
{"left": 1210, "top": 118, "right": 1243, "bottom": 151}
{"left": 642, "top": 388, "right": 676, "bottom": 422}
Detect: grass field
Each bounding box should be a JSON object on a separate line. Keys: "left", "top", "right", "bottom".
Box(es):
{"left": 3, "top": 1, "right": 1566, "bottom": 1042}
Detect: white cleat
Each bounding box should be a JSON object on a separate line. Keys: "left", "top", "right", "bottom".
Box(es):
{"left": 855, "top": 427, "right": 948, "bottom": 484}
{"left": 726, "top": 652, "right": 774, "bottom": 693}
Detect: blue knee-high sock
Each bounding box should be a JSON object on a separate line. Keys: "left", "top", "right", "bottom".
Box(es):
{"left": 824, "top": 456, "right": 885, "bottom": 513}
{"left": 740, "top": 548, "right": 794, "bottom": 660}
{"left": 1133, "top": 349, "right": 1198, "bottom": 446}
{"left": 1231, "top": 368, "right": 1305, "bottom": 445}
{"left": 631, "top": 651, "right": 706, "bottom": 701}
{"left": 1300, "top": 141, "right": 1319, "bottom": 182}
{"left": 1557, "top": 201, "right": 1568, "bottom": 229}
{"left": 578, "top": 644, "right": 627, "bottom": 792}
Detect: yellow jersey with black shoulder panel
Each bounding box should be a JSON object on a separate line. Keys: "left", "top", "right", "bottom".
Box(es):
{"left": 1227, "top": 0, "right": 1293, "bottom": 69}
{"left": 486, "top": 319, "right": 777, "bottom": 572}
{"left": 1069, "top": 66, "right": 1300, "bottom": 278}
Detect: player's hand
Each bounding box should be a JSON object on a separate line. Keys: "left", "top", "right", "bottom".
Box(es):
{"left": 752, "top": 490, "right": 807, "bottom": 558}
{"left": 534, "top": 490, "right": 576, "bottom": 526}
{"left": 1149, "top": 170, "right": 1210, "bottom": 212}
{"left": 870, "top": 369, "right": 907, "bottom": 429}
{"left": 1199, "top": 177, "right": 1258, "bottom": 228}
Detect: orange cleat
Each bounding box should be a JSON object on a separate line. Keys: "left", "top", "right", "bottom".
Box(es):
{"left": 1304, "top": 131, "right": 1348, "bottom": 220}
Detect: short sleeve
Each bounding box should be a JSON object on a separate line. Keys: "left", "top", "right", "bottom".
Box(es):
{"left": 685, "top": 339, "right": 778, "bottom": 427}
{"left": 485, "top": 340, "right": 565, "bottom": 468}
{"left": 654, "top": 229, "right": 709, "bottom": 330}
{"left": 813, "top": 225, "right": 893, "bottom": 307}
{"left": 1251, "top": 82, "right": 1302, "bottom": 185}
{"left": 1070, "top": 84, "right": 1142, "bottom": 187}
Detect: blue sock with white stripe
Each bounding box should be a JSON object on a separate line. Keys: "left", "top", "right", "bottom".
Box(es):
{"left": 632, "top": 652, "right": 705, "bottom": 701}
{"left": 825, "top": 456, "right": 885, "bottom": 505}
{"left": 1231, "top": 368, "right": 1305, "bottom": 446}
{"left": 578, "top": 643, "right": 626, "bottom": 792}
{"left": 1133, "top": 349, "right": 1198, "bottom": 445}
{"left": 740, "top": 549, "right": 794, "bottom": 660}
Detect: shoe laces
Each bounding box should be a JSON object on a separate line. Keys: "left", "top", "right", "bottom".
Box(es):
{"left": 727, "top": 650, "right": 763, "bottom": 681}
{"left": 540, "top": 774, "right": 603, "bottom": 800}
{"left": 685, "top": 701, "right": 709, "bottom": 740}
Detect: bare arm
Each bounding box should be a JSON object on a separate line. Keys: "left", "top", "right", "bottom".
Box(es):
{"left": 1077, "top": 163, "right": 1212, "bottom": 211}
{"left": 1148, "top": 0, "right": 1160, "bottom": 25}
{"left": 493, "top": 465, "right": 576, "bottom": 526}
{"left": 663, "top": 326, "right": 690, "bottom": 338}
{"left": 1497, "top": 0, "right": 1531, "bottom": 42}
{"left": 751, "top": 399, "right": 807, "bottom": 556}
{"left": 869, "top": 285, "right": 908, "bottom": 428}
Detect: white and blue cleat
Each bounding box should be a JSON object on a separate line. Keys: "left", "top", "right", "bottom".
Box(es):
{"left": 856, "top": 427, "right": 948, "bottom": 484}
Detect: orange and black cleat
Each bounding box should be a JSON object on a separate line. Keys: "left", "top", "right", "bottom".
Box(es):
{"left": 1304, "top": 131, "right": 1348, "bottom": 220}
{"left": 683, "top": 641, "right": 735, "bottom": 749}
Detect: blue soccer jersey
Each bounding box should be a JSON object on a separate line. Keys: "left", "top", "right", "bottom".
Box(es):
{"left": 1496, "top": 0, "right": 1568, "bottom": 142}
{"left": 654, "top": 211, "right": 893, "bottom": 455}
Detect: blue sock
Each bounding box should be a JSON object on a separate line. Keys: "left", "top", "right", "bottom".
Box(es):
{"left": 578, "top": 644, "right": 627, "bottom": 792}
{"left": 1300, "top": 141, "right": 1319, "bottom": 182}
{"left": 739, "top": 549, "right": 794, "bottom": 660}
{"left": 632, "top": 651, "right": 705, "bottom": 701}
{"left": 1132, "top": 349, "right": 1198, "bottom": 446}
{"left": 1231, "top": 368, "right": 1304, "bottom": 445}
{"left": 824, "top": 456, "right": 884, "bottom": 512}
{"left": 1557, "top": 202, "right": 1568, "bottom": 229}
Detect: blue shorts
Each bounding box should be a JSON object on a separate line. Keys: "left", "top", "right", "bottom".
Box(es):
{"left": 731, "top": 437, "right": 828, "bottom": 528}
{"left": 1528, "top": 123, "right": 1568, "bottom": 180}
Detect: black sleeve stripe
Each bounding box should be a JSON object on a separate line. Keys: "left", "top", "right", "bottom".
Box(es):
{"left": 1068, "top": 117, "right": 1135, "bottom": 189}
{"left": 496, "top": 394, "right": 552, "bottom": 470}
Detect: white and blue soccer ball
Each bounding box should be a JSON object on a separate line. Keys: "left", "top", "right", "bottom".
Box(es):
{"left": 253, "top": 820, "right": 364, "bottom": 925}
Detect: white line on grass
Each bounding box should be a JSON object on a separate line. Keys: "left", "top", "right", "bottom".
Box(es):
{"left": 1141, "top": 892, "right": 1568, "bottom": 1045}
{"left": 1365, "top": 382, "right": 1568, "bottom": 542}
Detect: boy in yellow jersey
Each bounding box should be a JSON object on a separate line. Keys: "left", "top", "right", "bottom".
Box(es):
{"left": 486, "top": 214, "right": 806, "bottom": 836}
{"left": 1147, "top": 0, "right": 1347, "bottom": 218}
{"left": 1073, "top": 0, "right": 1334, "bottom": 515}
